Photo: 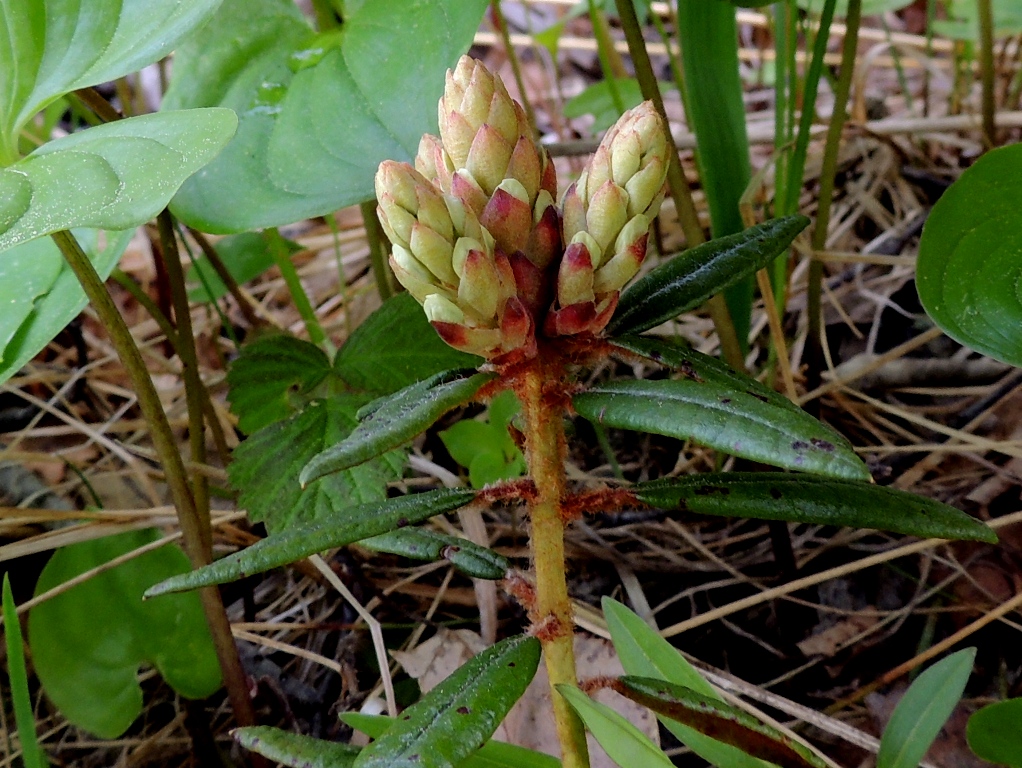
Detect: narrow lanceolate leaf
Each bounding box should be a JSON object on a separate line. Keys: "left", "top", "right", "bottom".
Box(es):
{"left": 301, "top": 369, "right": 494, "bottom": 486}
{"left": 556, "top": 685, "right": 675, "bottom": 768}
{"left": 0, "top": 110, "right": 237, "bottom": 251}
{"left": 4, "top": 576, "right": 45, "bottom": 768}
{"left": 633, "top": 474, "right": 997, "bottom": 543}
{"left": 610, "top": 335, "right": 866, "bottom": 478}
{"left": 144, "top": 489, "right": 475, "bottom": 597}
{"left": 360, "top": 528, "right": 509, "bottom": 580}
{"left": 615, "top": 677, "right": 826, "bottom": 768}
{"left": 603, "top": 597, "right": 774, "bottom": 768}
{"left": 574, "top": 379, "right": 869, "bottom": 480}
{"left": 607, "top": 216, "right": 810, "bottom": 336}
{"left": 227, "top": 334, "right": 333, "bottom": 434}
{"left": 234, "top": 727, "right": 359, "bottom": 768}
{"left": 354, "top": 635, "right": 541, "bottom": 768}
{"left": 877, "top": 648, "right": 976, "bottom": 768}
{"left": 341, "top": 713, "right": 563, "bottom": 768}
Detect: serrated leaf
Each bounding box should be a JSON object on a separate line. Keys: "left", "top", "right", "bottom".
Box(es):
{"left": 28, "top": 530, "right": 221, "bottom": 738}
{"left": 354, "top": 635, "right": 540, "bottom": 768}
{"left": 608, "top": 216, "right": 810, "bottom": 337}
{"left": 229, "top": 393, "right": 405, "bottom": 533}
{"left": 166, "top": 0, "right": 489, "bottom": 232}
{"left": 334, "top": 293, "right": 480, "bottom": 396}
{"left": 226, "top": 334, "right": 333, "bottom": 434}
{"left": 234, "top": 727, "right": 359, "bottom": 767}
{"left": 616, "top": 677, "right": 826, "bottom": 768}
{"left": 360, "top": 527, "right": 509, "bottom": 580}
{"left": 0, "top": 228, "right": 133, "bottom": 387}
{"left": 573, "top": 378, "right": 869, "bottom": 480}
{"left": 0, "top": 110, "right": 237, "bottom": 251}
{"left": 342, "top": 713, "right": 563, "bottom": 768}
{"left": 609, "top": 335, "right": 867, "bottom": 478}
{"left": 633, "top": 473, "right": 997, "bottom": 542}
{"left": 877, "top": 648, "right": 975, "bottom": 768}
{"left": 301, "top": 369, "right": 494, "bottom": 486}
{"left": 187, "top": 231, "right": 300, "bottom": 303}
{"left": 557, "top": 685, "right": 674, "bottom": 768}
{"left": 917, "top": 143, "right": 1022, "bottom": 366}
{"left": 0, "top": 0, "right": 222, "bottom": 158}
{"left": 603, "top": 597, "right": 774, "bottom": 768}
{"left": 145, "top": 488, "right": 476, "bottom": 597}
{"left": 966, "top": 698, "right": 1022, "bottom": 767}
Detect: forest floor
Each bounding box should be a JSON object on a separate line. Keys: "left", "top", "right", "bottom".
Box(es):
{"left": 2, "top": 2, "right": 1021, "bottom": 767}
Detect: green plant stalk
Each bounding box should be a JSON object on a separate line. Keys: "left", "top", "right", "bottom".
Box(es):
{"left": 588, "top": 0, "right": 626, "bottom": 115}
{"left": 187, "top": 227, "right": 265, "bottom": 329}
{"left": 110, "top": 268, "right": 231, "bottom": 466}
{"left": 807, "top": 0, "right": 861, "bottom": 387}
{"left": 519, "top": 358, "right": 589, "bottom": 768}
{"left": 157, "top": 211, "right": 211, "bottom": 544}
{"left": 49, "top": 229, "right": 258, "bottom": 736}
{"left": 675, "top": 0, "right": 754, "bottom": 349}
{"left": 3, "top": 576, "right": 45, "bottom": 768}
{"left": 773, "top": 1, "right": 794, "bottom": 220}
{"left": 360, "top": 200, "right": 395, "bottom": 302}
{"left": 265, "top": 227, "right": 333, "bottom": 355}
{"left": 492, "top": 0, "right": 539, "bottom": 133}
{"left": 614, "top": 0, "right": 745, "bottom": 371}
{"left": 977, "top": 0, "right": 996, "bottom": 146}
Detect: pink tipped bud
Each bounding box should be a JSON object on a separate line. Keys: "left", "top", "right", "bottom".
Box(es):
{"left": 526, "top": 192, "right": 562, "bottom": 270}
{"left": 556, "top": 236, "right": 597, "bottom": 307}
{"left": 457, "top": 247, "right": 503, "bottom": 320}
{"left": 593, "top": 216, "right": 649, "bottom": 295}
{"left": 481, "top": 180, "right": 532, "bottom": 256}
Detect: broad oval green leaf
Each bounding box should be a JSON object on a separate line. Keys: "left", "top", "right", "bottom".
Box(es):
{"left": 341, "top": 713, "right": 563, "bottom": 768}
{"left": 796, "top": 0, "right": 913, "bottom": 15}
{"left": 0, "top": 0, "right": 222, "bottom": 157}
{"left": 966, "top": 698, "right": 1022, "bottom": 767}
{"left": 301, "top": 369, "right": 494, "bottom": 486}
{"left": 360, "top": 528, "right": 509, "bottom": 580}
{"left": 633, "top": 473, "right": 997, "bottom": 542}
{"left": 616, "top": 677, "right": 826, "bottom": 768}
{"left": 355, "top": 635, "right": 541, "bottom": 768}
{"left": 226, "top": 334, "right": 333, "bottom": 435}
{"left": 144, "top": 488, "right": 476, "bottom": 597}
{"left": 608, "top": 216, "right": 809, "bottom": 337}
{"left": 574, "top": 378, "right": 869, "bottom": 480}
{"left": 609, "top": 335, "right": 867, "bottom": 479}
{"left": 235, "top": 727, "right": 359, "bottom": 768}
{"left": 28, "top": 530, "right": 221, "bottom": 739}
{"left": 0, "top": 228, "right": 133, "bottom": 387}
{"left": 877, "top": 648, "right": 976, "bottom": 768}
{"left": 0, "top": 110, "right": 238, "bottom": 252}
{"left": 333, "top": 293, "right": 480, "bottom": 397}
{"left": 917, "top": 143, "right": 1022, "bottom": 366}
{"left": 603, "top": 597, "right": 774, "bottom": 768}
{"left": 229, "top": 393, "right": 406, "bottom": 533}
{"left": 557, "top": 685, "right": 674, "bottom": 768}
{"left": 166, "top": 0, "right": 489, "bottom": 232}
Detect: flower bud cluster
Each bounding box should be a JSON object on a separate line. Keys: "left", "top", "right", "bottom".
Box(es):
{"left": 375, "top": 56, "right": 669, "bottom": 360}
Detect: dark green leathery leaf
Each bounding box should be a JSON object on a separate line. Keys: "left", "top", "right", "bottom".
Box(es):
{"left": 144, "top": 489, "right": 476, "bottom": 597}
{"left": 573, "top": 379, "right": 869, "bottom": 480}
{"left": 607, "top": 216, "right": 810, "bottom": 336}
{"left": 354, "top": 635, "right": 541, "bottom": 768}
{"left": 360, "top": 528, "right": 509, "bottom": 580}
{"left": 301, "top": 369, "right": 494, "bottom": 485}
{"left": 234, "top": 726, "right": 359, "bottom": 767}
{"left": 341, "top": 713, "right": 563, "bottom": 768}
{"left": 615, "top": 677, "right": 827, "bottom": 768}
{"left": 633, "top": 473, "right": 996, "bottom": 543}
{"left": 609, "top": 334, "right": 866, "bottom": 478}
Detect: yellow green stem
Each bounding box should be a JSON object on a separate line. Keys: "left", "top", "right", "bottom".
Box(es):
{"left": 519, "top": 359, "right": 589, "bottom": 768}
